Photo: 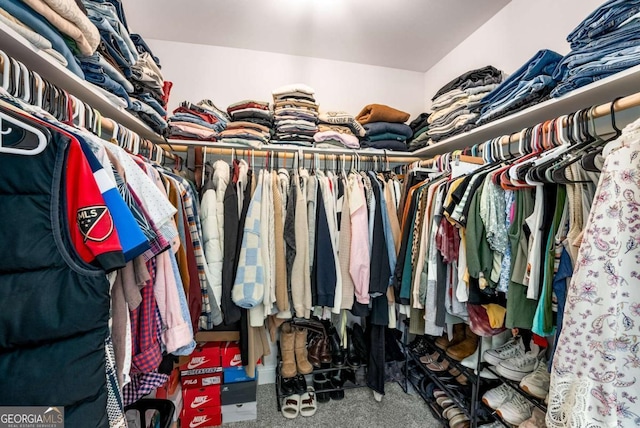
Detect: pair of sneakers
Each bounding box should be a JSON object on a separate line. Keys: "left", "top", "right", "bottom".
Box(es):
{"left": 482, "top": 384, "right": 533, "bottom": 426}
{"left": 484, "top": 336, "right": 544, "bottom": 381}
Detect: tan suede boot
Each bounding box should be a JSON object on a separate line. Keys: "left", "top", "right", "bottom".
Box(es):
{"left": 280, "top": 323, "right": 297, "bottom": 378}
{"left": 295, "top": 327, "right": 313, "bottom": 375}
{"left": 446, "top": 325, "right": 479, "bottom": 361}
{"left": 435, "top": 323, "right": 465, "bottom": 350}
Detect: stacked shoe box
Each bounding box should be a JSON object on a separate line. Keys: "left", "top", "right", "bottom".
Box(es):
{"left": 180, "top": 342, "right": 223, "bottom": 427}
{"left": 220, "top": 341, "right": 258, "bottom": 424}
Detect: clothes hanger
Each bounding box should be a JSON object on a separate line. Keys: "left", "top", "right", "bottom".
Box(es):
{"left": 0, "top": 104, "right": 50, "bottom": 155}
{"left": 581, "top": 97, "right": 622, "bottom": 172}
{"left": 549, "top": 109, "right": 599, "bottom": 184}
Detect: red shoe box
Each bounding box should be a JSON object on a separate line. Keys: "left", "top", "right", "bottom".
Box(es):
{"left": 221, "top": 342, "right": 242, "bottom": 368}
{"left": 181, "top": 370, "right": 223, "bottom": 389}
{"left": 180, "top": 342, "right": 222, "bottom": 377}
{"left": 183, "top": 384, "right": 221, "bottom": 411}
{"left": 181, "top": 407, "right": 221, "bottom": 428}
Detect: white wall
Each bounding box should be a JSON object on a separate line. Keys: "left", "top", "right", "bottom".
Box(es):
{"left": 148, "top": 39, "right": 426, "bottom": 119}
{"left": 423, "top": 0, "right": 604, "bottom": 107}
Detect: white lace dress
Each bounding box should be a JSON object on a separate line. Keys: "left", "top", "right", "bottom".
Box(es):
{"left": 547, "top": 132, "right": 640, "bottom": 427}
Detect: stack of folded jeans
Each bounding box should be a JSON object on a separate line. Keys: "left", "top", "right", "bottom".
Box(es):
{"left": 407, "top": 113, "right": 431, "bottom": 151}
{"left": 79, "top": 0, "right": 169, "bottom": 133}
{"left": 477, "top": 50, "right": 563, "bottom": 125}
{"left": 426, "top": 66, "right": 503, "bottom": 142}
{"left": 167, "top": 101, "right": 228, "bottom": 141}
{"left": 552, "top": 0, "right": 640, "bottom": 98}
{"left": 272, "top": 84, "right": 318, "bottom": 147}
{"left": 313, "top": 124, "right": 360, "bottom": 149}
{"left": 356, "top": 104, "right": 411, "bottom": 150}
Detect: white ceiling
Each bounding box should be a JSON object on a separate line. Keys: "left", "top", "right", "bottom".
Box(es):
{"left": 125, "top": 0, "right": 511, "bottom": 72}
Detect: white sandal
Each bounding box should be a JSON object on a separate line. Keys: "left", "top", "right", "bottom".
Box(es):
{"left": 282, "top": 394, "right": 300, "bottom": 419}
{"left": 299, "top": 386, "right": 317, "bottom": 417}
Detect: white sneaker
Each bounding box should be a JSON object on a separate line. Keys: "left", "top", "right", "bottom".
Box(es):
{"left": 496, "top": 347, "right": 542, "bottom": 381}
{"left": 520, "top": 359, "right": 550, "bottom": 399}
{"left": 484, "top": 336, "right": 526, "bottom": 367}
{"left": 496, "top": 394, "right": 533, "bottom": 426}
{"left": 482, "top": 384, "right": 515, "bottom": 410}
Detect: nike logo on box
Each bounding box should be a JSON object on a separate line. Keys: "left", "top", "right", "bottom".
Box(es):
{"left": 230, "top": 354, "right": 242, "bottom": 367}
{"left": 188, "top": 357, "right": 209, "bottom": 369}
{"left": 190, "top": 416, "right": 212, "bottom": 428}
{"left": 191, "top": 396, "right": 213, "bottom": 409}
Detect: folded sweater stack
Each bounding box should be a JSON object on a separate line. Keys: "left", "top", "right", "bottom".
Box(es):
{"left": 167, "top": 100, "right": 229, "bottom": 141}
{"left": 428, "top": 66, "right": 503, "bottom": 142}
{"left": 357, "top": 104, "right": 412, "bottom": 151}
{"left": 407, "top": 113, "right": 431, "bottom": 151}
{"left": 272, "top": 84, "right": 319, "bottom": 147}
{"left": 314, "top": 111, "right": 364, "bottom": 149}
{"left": 219, "top": 100, "right": 273, "bottom": 148}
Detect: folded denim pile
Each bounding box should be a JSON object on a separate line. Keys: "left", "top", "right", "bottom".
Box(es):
{"left": 356, "top": 104, "right": 411, "bottom": 151}
{"left": 167, "top": 101, "right": 229, "bottom": 141}
{"left": 0, "top": 0, "right": 172, "bottom": 134}
{"left": 552, "top": 0, "right": 640, "bottom": 98}
{"left": 272, "top": 84, "right": 319, "bottom": 147}
{"left": 218, "top": 100, "right": 273, "bottom": 148}
{"left": 425, "top": 66, "right": 503, "bottom": 142}
{"left": 476, "top": 51, "right": 563, "bottom": 126}
{"left": 407, "top": 113, "right": 431, "bottom": 151}
{"left": 314, "top": 111, "right": 364, "bottom": 149}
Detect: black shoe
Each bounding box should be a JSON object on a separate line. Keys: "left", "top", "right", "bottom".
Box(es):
{"left": 281, "top": 377, "right": 296, "bottom": 396}
{"left": 294, "top": 374, "right": 307, "bottom": 395}
{"left": 329, "top": 327, "right": 346, "bottom": 367}
{"left": 343, "top": 368, "right": 357, "bottom": 385}
{"left": 346, "top": 327, "right": 362, "bottom": 369}
{"left": 313, "top": 373, "right": 330, "bottom": 403}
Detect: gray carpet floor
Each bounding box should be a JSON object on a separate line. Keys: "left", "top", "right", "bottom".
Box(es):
{"left": 225, "top": 382, "right": 440, "bottom": 428}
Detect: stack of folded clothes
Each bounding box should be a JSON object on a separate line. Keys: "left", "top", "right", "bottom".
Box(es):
{"left": 407, "top": 113, "right": 431, "bottom": 151}
{"left": 552, "top": 0, "right": 640, "bottom": 98}
{"left": 426, "top": 66, "right": 503, "bottom": 142}
{"left": 318, "top": 111, "right": 367, "bottom": 138}
{"left": 1, "top": 0, "right": 172, "bottom": 135}
{"left": 217, "top": 100, "right": 273, "bottom": 148}
{"left": 313, "top": 124, "right": 360, "bottom": 149}
{"left": 167, "top": 101, "right": 229, "bottom": 141}
{"left": 356, "top": 104, "right": 411, "bottom": 151}
{"left": 476, "top": 51, "right": 563, "bottom": 125}
{"left": 272, "top": 84, "right": 319, "bottom": 146}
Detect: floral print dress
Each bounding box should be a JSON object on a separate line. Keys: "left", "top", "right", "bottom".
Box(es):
{"left": 547, "top": 136, "right": 640, "bottom": 427}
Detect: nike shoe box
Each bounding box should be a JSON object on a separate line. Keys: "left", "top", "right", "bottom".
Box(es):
{"left": 221, "top": 401, "right": 257, "bottom": 424}
{"left": 221, "top": 380, "right": 257, "bottom": 405}
{"left": 180, "top": 342, "right": 222, "bottom": 377}
{"left": 183, "top": 384, "right": 220, "bottom": 411}
{"left": 220, "top": 341, "right": 242, "bottom": 368}
{"left": 181, "top": 370, "right": 223, "bottom": 389}
{"left": 223, "top": 366, "right": 256, "bottom": 384}
{"left": 181, "top": 408, "right": 222, "bottom": 428}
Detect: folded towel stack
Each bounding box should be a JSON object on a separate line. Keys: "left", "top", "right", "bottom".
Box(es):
{"left": 356, "top": 104, "right": 411, "bottom": 151}
{"left": 272, "top": 84, "right": 319, "bottom": 147}
{"left": 219, "top": 100, "right": 273, "bottom": 148}
{"left": 167, "top": 100, "right": 229, "bottom": 141}
{"left": 428, "top": 66, "right": 503, "bottom": 142}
